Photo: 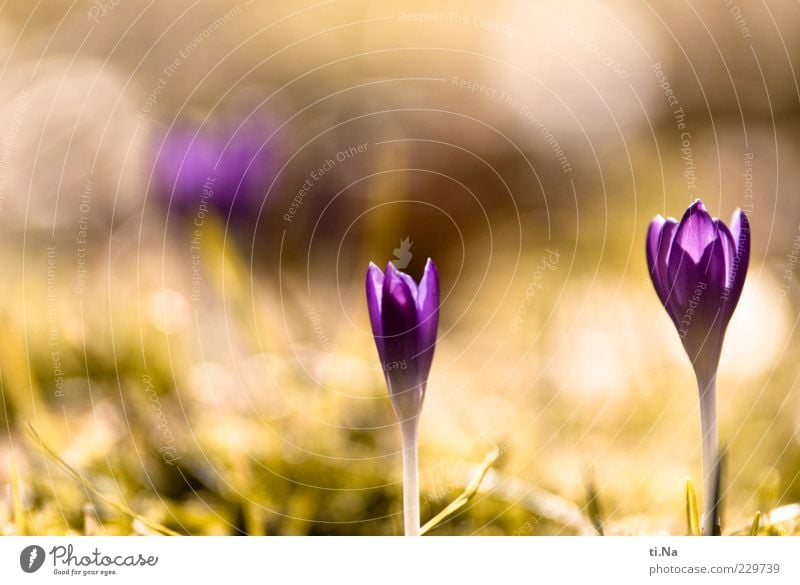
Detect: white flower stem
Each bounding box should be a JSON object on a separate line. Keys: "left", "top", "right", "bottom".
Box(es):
{"left": 697, "top": 373, "right": 719, "bottom": 536}
{"left": 400, "top": 417, "right": 420, "bottom": 536}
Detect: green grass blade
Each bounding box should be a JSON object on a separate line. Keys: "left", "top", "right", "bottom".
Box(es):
{"left": 728, "top": 503, "right": 799, "bottom": 535}
{"left": 26, "top": 424, "right": 180, "bottom": 536}
{"left": 749, "top": 511, "right": 761, "bottom": 536}
{"left": 685, "top": 479, "right": 700, "bottom": 536}
{"left": 420, "top": 447, "right": 499, "bottom": 535}
{"left": 585, "top": 468, "right": 604, "bottom": 536}
{"left": 9, "top": 453, "right": 26, "bottom": 535}
{"left": 709, "top": 450, "right": 725, "bottom": 536}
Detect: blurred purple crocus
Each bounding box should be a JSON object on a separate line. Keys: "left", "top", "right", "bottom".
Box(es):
{"left": 646, "top": 199, "right": 750, "bottom": 536}
{"left": 153, "top": 119, "right": 272, "bottom": 216}
{"left": 366, "top": 259, "right": 439, "bottom": 536}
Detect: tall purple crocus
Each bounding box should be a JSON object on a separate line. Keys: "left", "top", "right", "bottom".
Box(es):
{"left": 366, "top": 259, "right": 439, "bottom": 536}
{"left": 646, "top": 199, "right": 750, "bottom": 536}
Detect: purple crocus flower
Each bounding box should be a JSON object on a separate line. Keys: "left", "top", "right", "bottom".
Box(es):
{"left": 647, "top": 200, "right": 750, "bottom": 380}
{"left": 366, "top": 258, "right": 439, "bottom": 536}
{"left": 153, "top": 119, "right": 272, "bottom": 216}
{"left": 646, "top": 199, "right": 750, "bottom": 536}
{"left": 366, "top": 259, "right": 440, "bottom": 422}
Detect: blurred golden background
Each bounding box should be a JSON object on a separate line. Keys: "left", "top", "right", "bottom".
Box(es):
{"left": 0, "top": 0, "right": 798, "bottom": 535}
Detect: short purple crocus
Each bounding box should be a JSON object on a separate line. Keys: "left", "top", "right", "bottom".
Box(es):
{"left": 366, "top": 258, "right": 439, "bottom": 536}
{"left": 646, "top": 199, "right": 750, "bottom": 536}
{"left": 366, "top": 259, "right": 440, "bottom": 422}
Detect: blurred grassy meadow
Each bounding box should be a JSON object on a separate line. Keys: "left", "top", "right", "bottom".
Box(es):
{"left": 0, "top": 0, "right": 800, "bottom": 535}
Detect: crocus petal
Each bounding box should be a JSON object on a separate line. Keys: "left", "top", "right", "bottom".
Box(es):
{"left": 646, "top": 216, "right": 678, "bottom": 307}
{"left": 646, "top": 216, "right": 664, "bottom": 261}
{"left": 672, "top": 200, "right": 717, "bottom": 263}
{"left": 415, "top": 258, "right": 440, "bottom": 381}
{"left": 395, "top": 270, "right": 419, "bottom": 299}
{"left": 727, "top": 209, "right": 750, "bottom": 310}
{"left": 646, "top": 216, "right": 665, "bottom": 294}
{"left": 683, "top": 235, "right": 730, "bottom": 380}
{"left": 657, "top": 220, "right": 679, "bottom": 305}
{"left": 381, "top": 263, "right": 421, "bottom": 373}
{"left": 381, "top": 264, "right": 425, "bottom": 418}
{"left": 696, "top": 235, "right": 729, "bottom": 333}
{"left": 713, "top": 219, "right": 737, "bottom": 285}
{"left": 366, "top": 262, "right": 386, "bottom": 364}
{"left": 666, "top": 201, "right": 717, "bottom": 316}
{"left": 663, "top": 205, "right": 731, "bottom": 381}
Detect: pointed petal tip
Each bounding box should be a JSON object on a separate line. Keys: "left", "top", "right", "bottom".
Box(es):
{"left": 729, "top": 208, "right": 750, "bottom": 237}
{"left": 683, "top": 199, "right": 712, "bottom": 221}
{"left": 679, "top": 198, "right": 714, "bottom": 227}
{"left": 651, "top": 214, "right": 682, "bottom": 226}
{"left": 649, "top": 215, "right": 666, "bottom": 228}
{"left": 420, "top": 258, "right": 440, "bottom": 299}
{"left": 689, "top": 199, "right": 706, "bottom": 211}
{"left": 384, "top": 261, "right": 411, "bottom": 293}
{"left": 383, "top": 261, "right": 400, "bottom": 280}
{"left": 732, "top": 208, "right": 751, "bottom": 257}
{"left": 367, "top": 261, "right": 385, "bottom": 281}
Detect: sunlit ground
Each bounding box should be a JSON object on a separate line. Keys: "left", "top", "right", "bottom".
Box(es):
{"left": 1, "top": 210, "right": 797, "bottom": 536}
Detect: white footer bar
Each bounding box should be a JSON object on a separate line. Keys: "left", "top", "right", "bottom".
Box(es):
{"left": 1, "top": 536, "right": 798, "bottom": 584}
